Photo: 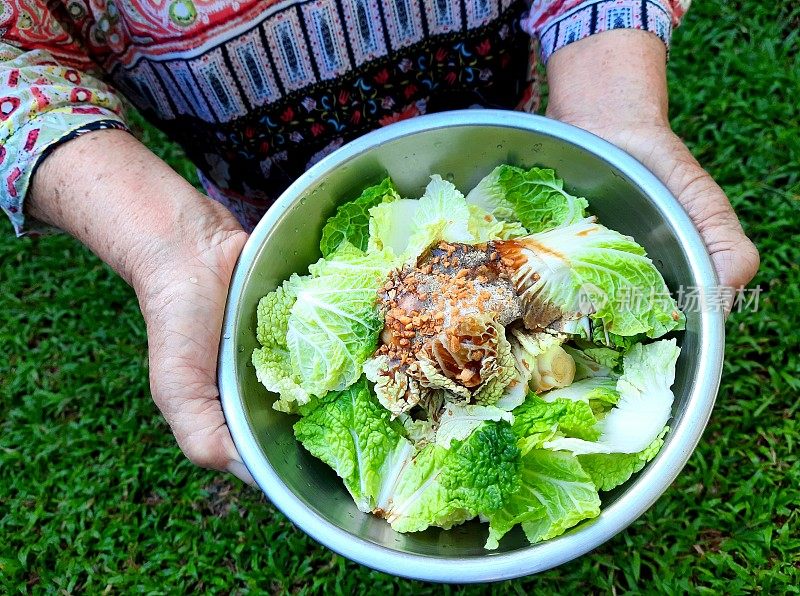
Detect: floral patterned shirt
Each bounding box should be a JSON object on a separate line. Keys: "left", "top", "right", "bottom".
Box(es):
{"left": 0, "top": 0, "right": 689, "bottom": 234}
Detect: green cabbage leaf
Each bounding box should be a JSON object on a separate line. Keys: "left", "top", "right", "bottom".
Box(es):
{"left": 320, "top": 177, "right": 400, "bottom": 256}
{"left": 379, "top": 422, "right": 521, "bottom": 533}
{"left": 293, "top": 378, "right": 413, "bottom": 512}
{"left": 466, "top": 166, "right": 588, "bottom": 233}
{"left": 287, "top": 244, "right": 395, "bottom": 397}
{"left": 495, "top": 219, "right": 685, "bottom": 339}
{"left": 544, "top": 339, "right": 680, "bottom": 455}
{"left": 368, "top": 175, "right": 505, "bottom": 262}
{"left": 484, "top": 449, "right": 601, "bottom": 549}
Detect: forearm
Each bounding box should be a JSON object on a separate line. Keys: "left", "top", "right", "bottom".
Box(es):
{"left": 546, "top": 30, "right": 669, "bottom": 128}
{"left": 28, "top": 129, "right": 241, "bottom": 297}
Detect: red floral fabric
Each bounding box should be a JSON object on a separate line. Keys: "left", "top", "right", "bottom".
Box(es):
{"left": 0, "top": 0, "right": 688, "bottom": 233}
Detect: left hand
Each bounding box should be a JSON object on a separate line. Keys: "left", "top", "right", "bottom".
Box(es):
{"left": 549, "top": 119, "right": 760, "bottom": 293}
{"left": 545, "top": 30, "right": 759, "bottom": 296}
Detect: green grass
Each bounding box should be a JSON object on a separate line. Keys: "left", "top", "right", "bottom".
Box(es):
{"left": 2, "top": 1, "right": 799, "bottom": 592}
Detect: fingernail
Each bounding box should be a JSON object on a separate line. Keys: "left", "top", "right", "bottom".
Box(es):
{"left": 227, "top": 460, "right": 256, "bottom": 486}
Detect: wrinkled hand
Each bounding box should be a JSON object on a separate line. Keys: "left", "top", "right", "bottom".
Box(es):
{"left": 139, "top": 223, "right": 254, "bottom": 484}
{"left": 29, "top": 129, "right": 255, "bottom": 482}
{"left": 544, "top": 30, "right": 759, "bottom": 302}
{"left": 551, "top": 118, "right": 760, "bottom": 292}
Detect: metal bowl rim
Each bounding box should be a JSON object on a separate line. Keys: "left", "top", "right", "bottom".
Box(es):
{"left": 218, "top": 110, "right": 724, "bottom": 583}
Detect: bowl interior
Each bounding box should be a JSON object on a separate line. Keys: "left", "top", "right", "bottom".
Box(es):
{"left": 224, "top": 116, "right": 717, "bottom": 566}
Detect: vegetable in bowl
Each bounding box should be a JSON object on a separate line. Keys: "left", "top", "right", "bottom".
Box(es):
{"left": 251, "top": 165, "right": 684, "bottom": 549}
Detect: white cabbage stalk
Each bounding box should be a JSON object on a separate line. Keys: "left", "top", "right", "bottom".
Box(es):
{"left": 530, "top": 345, "right": 576, "bottom": 393}
{"left": 509, "top": 329, "right": 575, "bottom": 394}
{"left": 374, "top": 441, "right": 417, "bottom": 514}
{"left": 495, "top": 376, "right": 527, "bottom": 411}
{"left": 494, "top": 217, "right": 603, "bottom": 324}
{"left": 544, "top": 339, "right": 680, "bottom": 454}
{"left": 435, "top": 402, "right": 514, "bottom": 448}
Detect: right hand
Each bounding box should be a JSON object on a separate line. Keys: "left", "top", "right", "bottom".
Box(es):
{"left": 29, "top": 129, "right": 253, "bottom": 482}
{"left": 136, "top": 214, "right": 254, "bottom": 483}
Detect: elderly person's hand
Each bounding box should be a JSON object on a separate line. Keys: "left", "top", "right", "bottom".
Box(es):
{"left": 30, "top": 129, "right": 253, "bottom": 483}
{"left": 545, "top": 30, "right": 759, "bottom": 295}
{"left": 137, "top": 217, "right": 251, "bottom": 483}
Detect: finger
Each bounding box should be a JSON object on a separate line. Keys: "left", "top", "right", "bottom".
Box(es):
{"left": 150, "top": 353, "right": 256, "bottom": 485}
{"left": 154, "top": 377, "right": 250, "bottom": 479}
{"left": 227, "top": 460, "right": 256, "bottom": 486}
{"left": 707, "top": 231, "right": 760, "bottom": 293}
{"left": 167, "top": 395, "right": 255, "bottom": 485}
{"left": 650, "top": 147, "right": 759, "bottom": 291}
{"left": 214, "top": 416, "right": 256, "bottom": 486}
{"left": 675, "top": 177, "right": 760, "bottom": 292}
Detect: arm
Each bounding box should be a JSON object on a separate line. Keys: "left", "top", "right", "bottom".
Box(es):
{"left": 29, "top": 129, "right": 253, "bottom": 483}
{"left": 544, "top": 29, "right": 759, "bottom": 293}
{"left": 0, "top": 42, "right": 127, "bottom": 235}
{"left": 2, "top": 15, "right": 253, "bottom": 481}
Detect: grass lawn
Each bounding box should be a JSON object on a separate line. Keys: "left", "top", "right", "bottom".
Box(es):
{"left": 1, "top": 1, "right": 798, "bottom": 592}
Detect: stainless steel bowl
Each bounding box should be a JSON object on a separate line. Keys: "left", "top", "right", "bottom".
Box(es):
{"left": 218, "top": 110, "right": 724, "bottom": 583}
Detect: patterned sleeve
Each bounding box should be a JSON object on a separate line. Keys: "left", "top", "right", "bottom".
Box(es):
{"left": 522, "top": 1, "right": 692, "bottom": 63}
{"left": 0, "top": 43, "right": 128, "bottom": 236}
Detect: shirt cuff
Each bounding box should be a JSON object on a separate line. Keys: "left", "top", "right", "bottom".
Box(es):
{"left": 523, "top": 0, "right": 677, "bottom": 63}
{"left": 1, "top": 110, "right": 128, "bottom": 236}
